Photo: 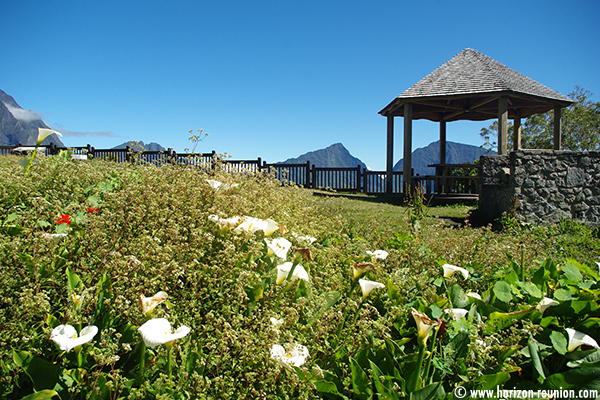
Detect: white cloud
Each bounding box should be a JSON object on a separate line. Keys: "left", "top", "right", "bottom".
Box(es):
{"left": 55, "top": 127, "right": 116, "bottom": 138}
{"left": 49, "top": 123, "right": 115, "bottom": 138}
{"left": 3, "top": 102, "right": 41, "bottom": 123}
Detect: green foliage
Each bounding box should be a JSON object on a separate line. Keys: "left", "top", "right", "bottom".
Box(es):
{"left": 0, "top": 154, "right": 599, "bottom": 399}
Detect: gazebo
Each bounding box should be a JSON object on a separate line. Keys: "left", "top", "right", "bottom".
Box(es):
{"left": 379, "top": 48, "right": 573, "bottom": 194}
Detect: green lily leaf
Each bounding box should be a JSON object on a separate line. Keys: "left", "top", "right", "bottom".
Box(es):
{"left": 350, "top": 356, "right": 372, "bottom": 399}
{"left": 18, "top": 390, "right": 59, "bottom": 400}
{"left": 560, "top": 261, "right": 584, "bottom": 282}
{"left": 554, "top": 287, "right": 577, "bottom": 301}
{"left": 520, "top": 281, "right": 543, "bottom": 298}
{"left": 493, "top": 281, "right": 513, "bottom": 303}
{"left": 472, "top": 371, "right": 511, "bottom": 390}
{"left": 12, "top": 350, "right": 61, "bottom": 392}
{"left": 65, "top": 267, "right": 83, "bottom": 292}
{"left": 550, "top": 330, "right": 568, "bottom": 355}
{"left": 408, "top": 382, "right": 444, "bottom": 400}
{"left": 528, "top": 337, "right": 547, "bottom": 382}
{"left": 449, "top": 284, "right": 470, "bottom": 308}
{"left": 545, "top": 367, "right": 600, "bottom": 390}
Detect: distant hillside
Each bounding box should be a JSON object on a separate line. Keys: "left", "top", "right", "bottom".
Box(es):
{"left": 0, "top": 89, "right": 64, "bottom": 147}
{"left": 394, "top": 140, "right": 494, "bottom": 176}
{"left": 279, "top": 143, "right": 367, "bottom": 168}
{"left": 112, "top": 141, "right": 166, "bottom": 151}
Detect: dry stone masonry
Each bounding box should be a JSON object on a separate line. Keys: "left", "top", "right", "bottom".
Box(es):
{"left": 479, "top": 150, "right": 600, "bottom": 225}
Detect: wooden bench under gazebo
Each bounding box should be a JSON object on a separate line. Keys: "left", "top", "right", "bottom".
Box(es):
{"left": 379, "top": 48, "right": 573, "bottom": 195}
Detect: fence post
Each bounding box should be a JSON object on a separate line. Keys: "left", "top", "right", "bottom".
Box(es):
{"left": 311, "top": 164, "right": 317, "bottom": 189}
{"left": 257, "top": 157, "right": 262, "bottom": 172}
{"left": 356, "top": 164, "right": 361, "bottom": 192}
{"left": 305, "top": 161, "right": 310, "bottom": 188}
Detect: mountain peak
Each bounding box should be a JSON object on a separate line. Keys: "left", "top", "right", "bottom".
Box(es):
{"left": 0, "top": 89, "right": 64, "bottom": 146}
{"left": 279, "top": 143, "right": 366, "bottom": 168}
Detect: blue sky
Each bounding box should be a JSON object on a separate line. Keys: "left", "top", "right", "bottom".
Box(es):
{"left": 2, "top": 0, "right": 599, "bottom": 170}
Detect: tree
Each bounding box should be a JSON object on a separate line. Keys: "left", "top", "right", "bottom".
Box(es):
{"left": 480, "top": 86, "right": 600, "bottom": 151}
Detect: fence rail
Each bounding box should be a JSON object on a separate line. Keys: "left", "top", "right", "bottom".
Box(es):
{"left": 1, "top": 144, "right": 479, "bottom": 195}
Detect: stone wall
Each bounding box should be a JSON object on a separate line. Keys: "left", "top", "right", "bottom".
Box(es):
{"left": 479, "top": 150, "right": 600, "bottom": 225}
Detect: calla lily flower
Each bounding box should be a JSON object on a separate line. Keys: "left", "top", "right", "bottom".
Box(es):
{"left": 291, "top": 232, "right": 317, "bottom": 246}
{"left": 293, "top": 247, "right": 313, "bottom": 261}
{"left": 536, "top": 297, "right": 559, "bottom": 313}
{"left": 366, "top": 250, "right": 388, "bottom": 260}
{"left": 37, "top": 128, "right": 62, "bottom": 145}
{"left": 51, "top": 324, "right": 98, "bottom": 352}
{"left": 270, "top": 343, "right": 309, "bottom": 367}
{"left": 208, "top": 214, "right": 243, "bottom": 229}
{"left": 466, "top": 292, "right": 482, "bottom": 300}
{"left": 234, "top": 216, "right": 286, "bottom": 236}
{"left": 442, "top": 264, "right": 469, "bottom": 279}
{"left": 276, "top": 262, "right": 310, "bottom": 285}
{"left": 358, "top": 279, "right": 385, "bottom": 299}
{"left": 444, "top": 308, "right": 468, "bottom": 319}
{"left": 71, "top": 293, "right": 85, "bottom": 309}
{"left": 206, "top": 179, "right": 239, "bottom": 191}
{"left": 265, "top": 237, "right": 292, "bottom": 260}
{"left": 566, "top": 328, "right": 599, "bottom": 352}
{"left": 411, "top": 308, "right": 439, "bottom": 345}
{"left": 42, "top": 233, "right": 68, "bottom": 243}
{"left": 353, "top": 262, "right": 375, "bottom": 280}
{"left": 139, "top": 291, "right": 169, "bottom": 316}
{"left": 138, "top": 318, "right": 191, "bottom": 349}
{"left": 270, "top": 317, "right": 284, "bottom": 329}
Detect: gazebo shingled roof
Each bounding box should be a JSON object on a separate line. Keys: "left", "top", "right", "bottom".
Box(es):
{"left": 380, "top": 48, "right": 572, "bottom": 121}
{"left": 380, "top": 48, "right": 573, "bottom": 194}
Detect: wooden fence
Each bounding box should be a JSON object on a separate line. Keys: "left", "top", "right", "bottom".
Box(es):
{"left": 1, "top": 144, "right": 479, "bottom": 195}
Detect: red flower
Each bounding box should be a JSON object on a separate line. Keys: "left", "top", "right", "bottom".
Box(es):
{"left": 86, "top": 207, "right": 98, "bottom": 213}
{"left": 57, "top": 214, "right": 71, "bottom": 225}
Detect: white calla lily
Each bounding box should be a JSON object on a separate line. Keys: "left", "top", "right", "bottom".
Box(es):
{"left": 358, "top": 279, "right": 385, "bottom": 299}
{"left": 366, "top": 250, "right": 388, "bottom": 260}
{"left": 566, "top": 328, "right": 599, "bottom": 352}
{"left": 139, "top": 291, "right": 169, "bottom": 316}
{"left": 291, "top": 232, "right": 317, "bottom": 246}
{"left": 265, "top": 237, "right": 292, "bottom": 260}
{"left": 270, "top": 343, "right": 309, "bottom": 367}
{"left": 411, "top": 308, "right": 439, "bottom": 345}
{"left": 208, "top": 214, "right": 243, "bottom": 229}
{"left": 466, "top": 292, "right": 482, "bottom": 300}
{"left": 37, "top": 128, "right": 62, "bottom": 145}
{"left": 442, "top": 264, "right": 469, "bottom": 279}
{"left": 138, "top": 318, "right": 191, "bottom": 349}
{"left": 536, "top": 297, "right": 559, "bottom": 313}
{"left": 276, "top": 262, "right": 309, "bottom": 285}
{"left": 51, "top": 324, "right": 98, "bottom": 352}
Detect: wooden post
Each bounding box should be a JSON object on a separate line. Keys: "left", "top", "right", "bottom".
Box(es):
{"left": 513, "top": 113, "right": 522, "bottom": 151}
{"left": 311, "top": 164, "right": 317, "bottom": 189}
{"left": 436, "top": 120, "right": 447, "bottom": 193}
{"left": 356, "top": 164, "right": 361, "bottom": 191}
{"left": 305, "top": 160, "right": 310, "bottom": 188}
{"left": 386, "top": 116, "right": 394, "bottom": 194}
{"left": 498, "top": 96, "right": 508, "bottom": 155}
{"left": 403, "top": 103, "right": 413, "bottom": 193}
{"left": 554, "top": 106, "right": 562, "bottom": 150}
